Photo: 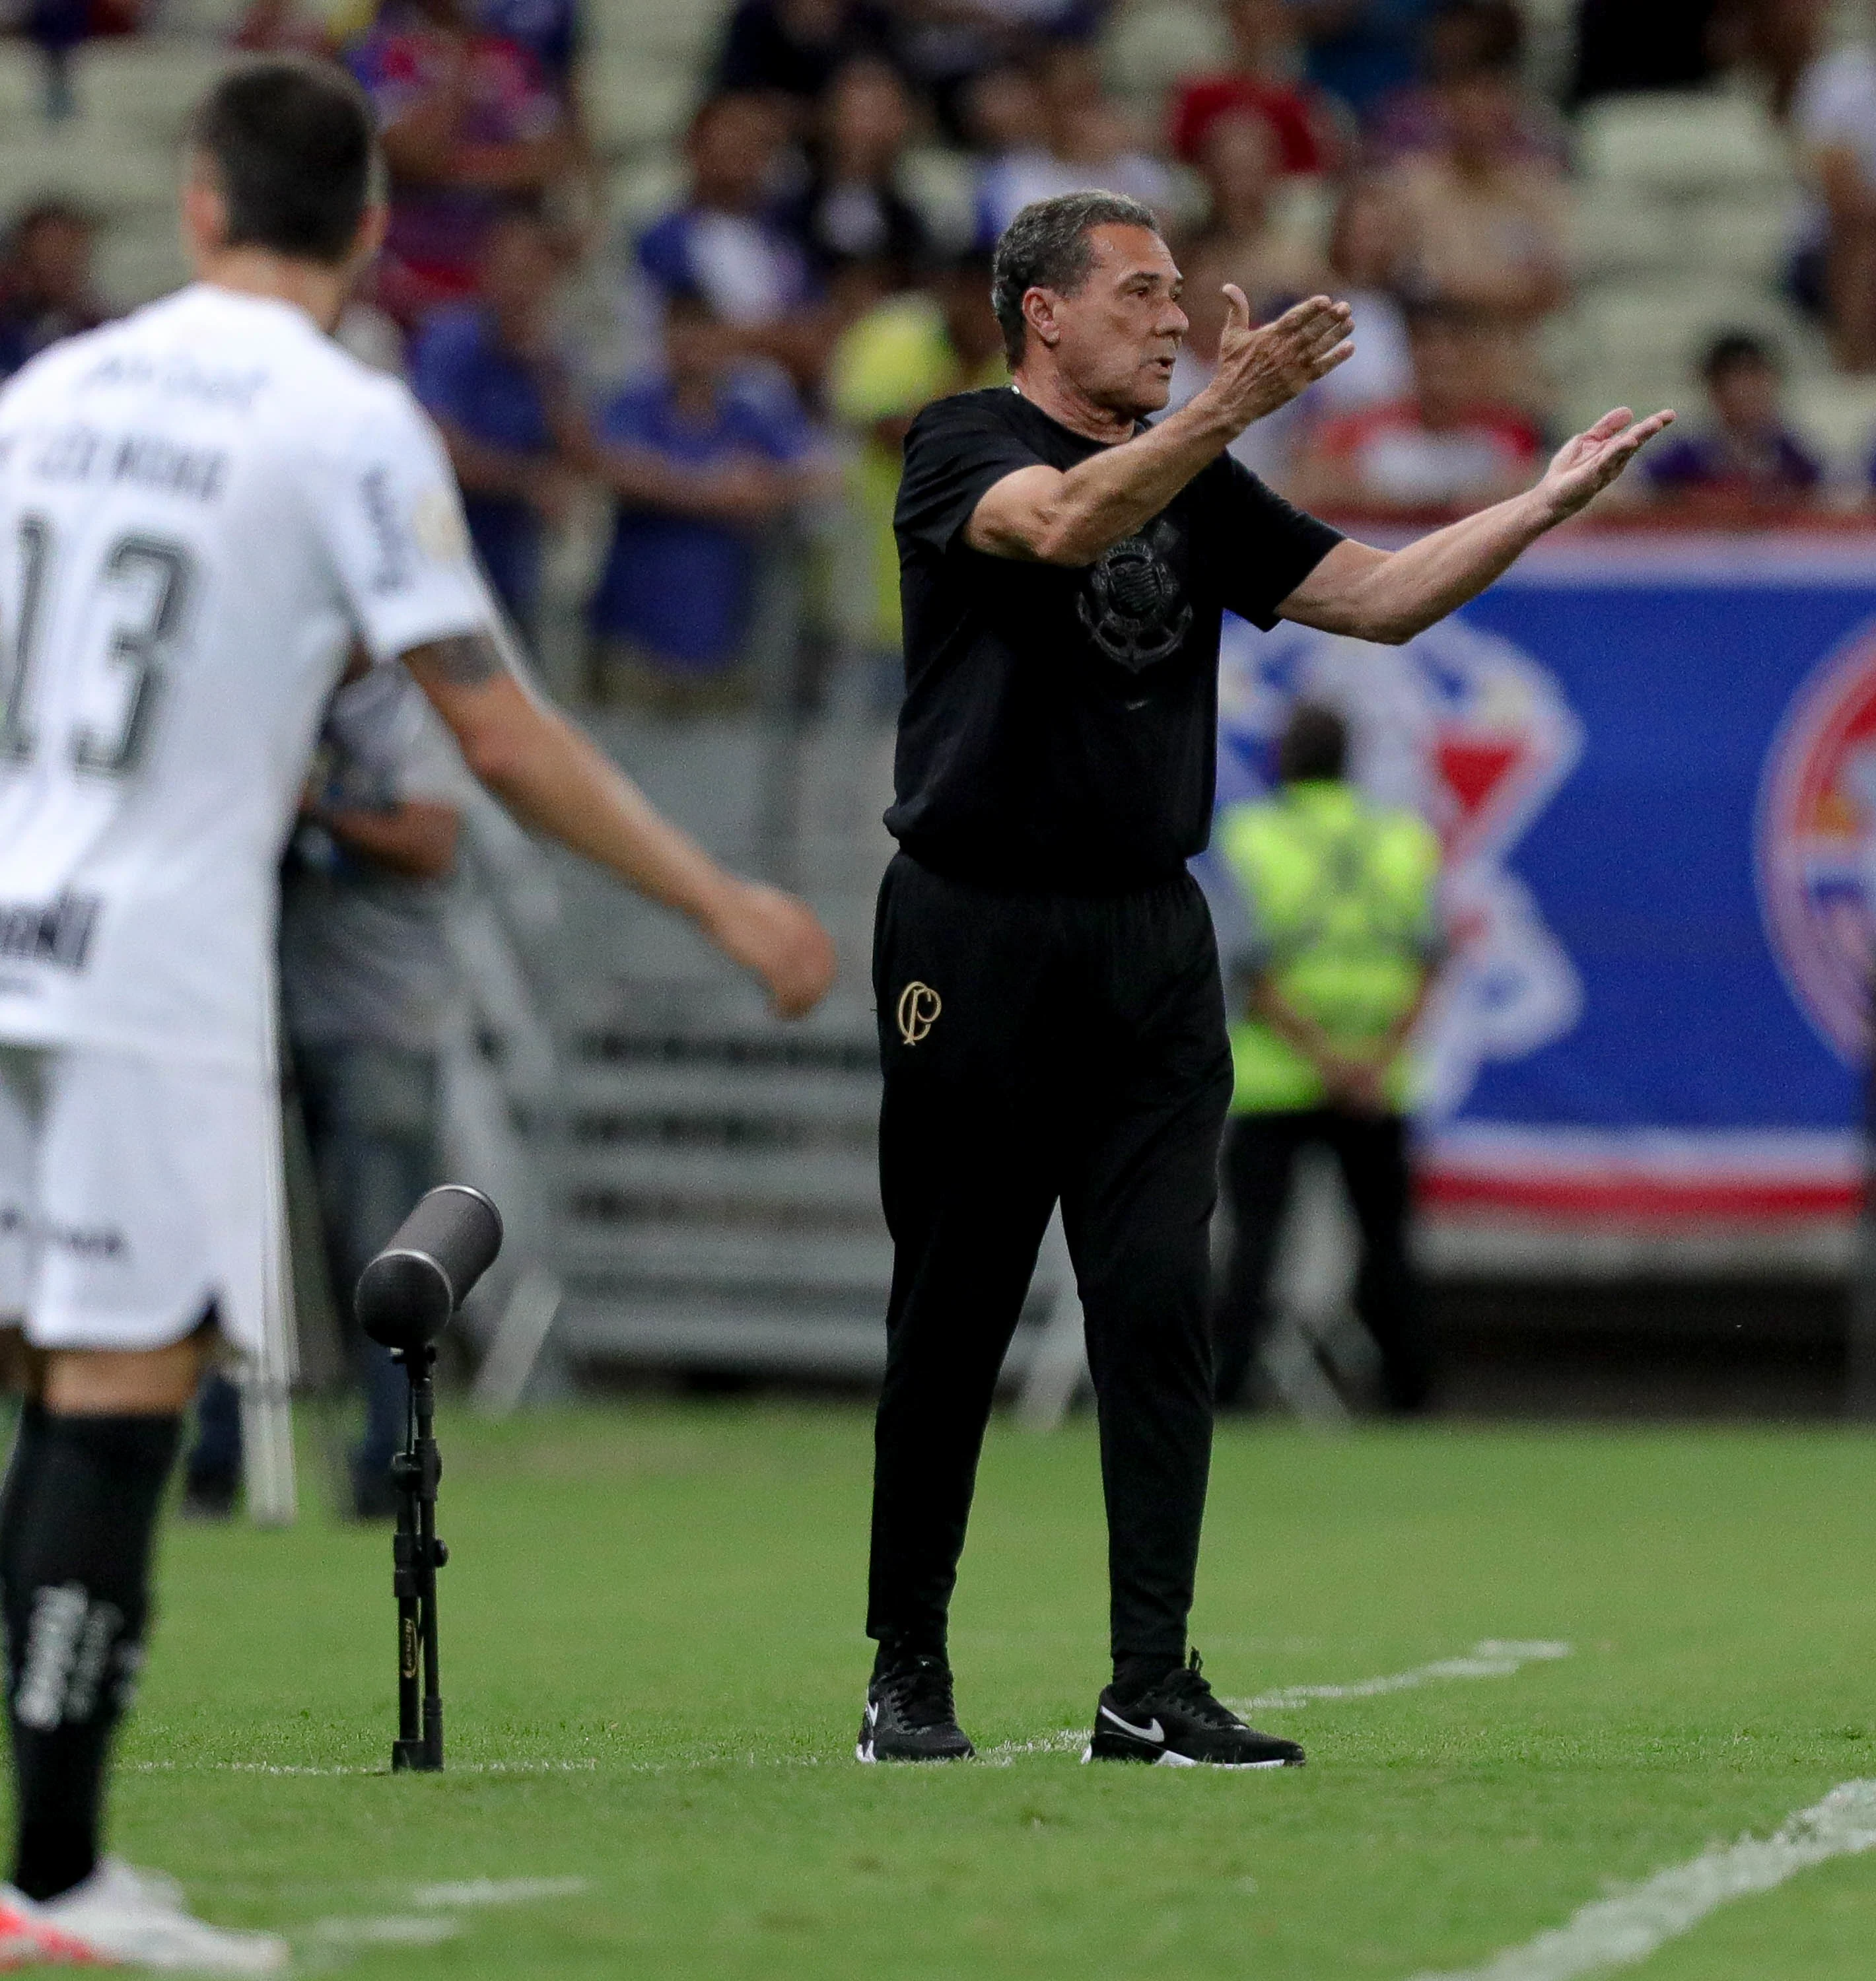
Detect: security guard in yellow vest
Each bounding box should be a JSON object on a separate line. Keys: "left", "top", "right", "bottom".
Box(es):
{"left": 1212, "top": 701, "right": 1443, "bottom": 1413}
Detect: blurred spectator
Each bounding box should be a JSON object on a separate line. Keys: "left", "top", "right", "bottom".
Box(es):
{"left": 0, "top": 199, "right": 108, "bottom": 382}
{"left": 479, "top": 0, "right": 584, "bottom": 103}
{"left": 1185, "top": 110, "right": 1328, "bottom": 322}
{"left": 828, "top": 250, "right": 1003, "bottom": 698}
{"left": 24, "top": 0, "right": 88, "bottom": 121}
{"left": 780, "top": 57, "right": 931, "bottom": 303}
{"left": 1727, "top": 0, "right": 1830, "bottom": 122}
{"left": 187, "top": 665, "right": 468, "bottom": 1521}
{"left": 335, "top": 298, "right": 409, "bottom": 376}
{"left": 974, "top": 48, "right": 1177, "bottom": 244}
{"left": 1287, "top": 0, "right": 1437, "bottom": 123}
{"left": 1309, "top": 176, "right": 1414, "bottom": 417}
{"left": 1169, "top": 244, "right": 1312, "bottom": 486}
{"left": 230, "top": 0, "right": 337, "bottom": 55}
{"left": 350, "top": 0, "right": 573, "bottom": 329}
{"left": 411, "top": 209, "right": 587, "bottom": 637}
{"left": 633, "top": 92, "right": 829, "bottom": 388}
{"left": 1183, "top": 176, "right": 1416, "bottom": 490}
{"left": 1642, "top": 332, "right": 1823, "bottom": 514}
{"left": 1370, "top": 1, "right": 1565, "bottom": 164}
{"left": 1389, "top": 64, "right": 1571, "bottom": 410}
{"left": 1167, "top": 0, "right": 1343, "bottom": 176}
{"left": 1791, "top": 21, "right": 1876, "bottom": 370}
{"left": 587, "top": 292, "right": 829, "bottom": 711}
{"left": 712, "top": 0, "right": 895, "bottom": 124}
{"left": 1570, "top": 0, "right": 1722, "bottom": 102}
{"left": 1288, "top": 302, "right": 1541, "bottom": 516}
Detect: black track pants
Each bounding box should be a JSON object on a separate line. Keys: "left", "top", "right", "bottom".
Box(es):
{"left": 1214, "top": 1108, "right": 1435, "bottom": 1413}
{"left": 866, "top": 852, "right": 1234, "bottom": 1667}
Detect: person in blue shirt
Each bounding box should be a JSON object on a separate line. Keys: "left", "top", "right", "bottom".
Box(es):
{"left": 1644, "top": 331, "right": 1823, "bottom": 517}
{"left": 411, "top": 207, "right": 589, "bottom": 637}
{"left": 588, "top": 289, "right": 831, "bottom": 711}
{"left": 477, "top": 0, "right": 581, "bottom": 96}
{"left": 1287, "top": 0, "right": 1436, "bottom": 122}
{"left": 631, "top": 93, "right": 829, "bottom": 392}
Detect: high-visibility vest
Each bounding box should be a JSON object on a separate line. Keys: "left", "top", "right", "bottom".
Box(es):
{"left": 1215, "top": 779, "right": 1441, "bottom": 1114}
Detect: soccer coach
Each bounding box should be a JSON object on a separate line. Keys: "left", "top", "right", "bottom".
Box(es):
{"left": 857, "top": 190, "right": 1672, "bottom": 1768}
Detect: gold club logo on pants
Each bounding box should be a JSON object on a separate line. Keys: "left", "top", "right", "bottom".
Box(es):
{"left": 897, "top": 980, "right": 941, "bottom": 1045}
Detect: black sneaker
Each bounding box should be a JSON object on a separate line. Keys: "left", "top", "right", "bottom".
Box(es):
{"left": 856, "top": 1654, "right": 975, "bottom": 1762}
{"left": 1084, "top": 1651, "right": 1305, "bottom": 1768}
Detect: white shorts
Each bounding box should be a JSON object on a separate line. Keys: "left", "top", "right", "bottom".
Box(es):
{"left": 0, "top": 1043, "right": 288, "bottom": 1363}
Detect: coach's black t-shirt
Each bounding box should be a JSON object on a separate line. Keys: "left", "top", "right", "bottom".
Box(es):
{"left": 887, "top": 386, "right": 1342, "bottom": 893}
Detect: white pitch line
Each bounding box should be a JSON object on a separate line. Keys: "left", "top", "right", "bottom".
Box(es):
{"left": 306, "top": 1916, "right": 462, "bottom": 1948}
{"left": 1229, "top": 1640, "right": 1572, "bottom": 1714}
{"left": 407, "top": 1877, "right": 588, "bottom": 1908}
{"left": 979, "top": 1639, "right": 1572, "bottom": 1764}
{"left": 297, "top": 1875, "right": 590, "bottom": 1968}
{"left": 123, "top": 1758, "right": 599, "bottom": 1777}
{"left": 1405, "top": 1779, "right": 1876, "bottom": 1981}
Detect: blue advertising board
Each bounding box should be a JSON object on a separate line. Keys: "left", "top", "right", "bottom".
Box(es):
{"left": 1211, "top": 534, "right": 1876, "bottom": 1220}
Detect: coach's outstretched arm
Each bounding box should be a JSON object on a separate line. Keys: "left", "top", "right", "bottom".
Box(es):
{"left": 968, "top": 288, "right": 1354, "bottom": 566}
{"left": 1275, "top": 405, "right": 1677, "bottom": 646}
{"left": 403, "top": 633, "right": 837, "bottom": 1018}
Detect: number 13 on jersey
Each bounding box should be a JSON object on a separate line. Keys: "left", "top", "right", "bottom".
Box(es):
{"left": 2, "top": 516, "right": 193, "bottom": 778}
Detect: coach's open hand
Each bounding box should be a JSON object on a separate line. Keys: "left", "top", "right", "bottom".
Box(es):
{"left": 1200, "top": 289, "right": 1355, "bottom": 434}
{"left": 1536, "top": 405, "right": 1677, "bottom": 521}
{"left": 708, "top": 880, "right": 839, "bottom": 1018}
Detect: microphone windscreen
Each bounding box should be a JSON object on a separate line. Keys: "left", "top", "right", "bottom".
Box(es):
{"left": 355, "top": 1185, "right": 504, "bottom": 1348}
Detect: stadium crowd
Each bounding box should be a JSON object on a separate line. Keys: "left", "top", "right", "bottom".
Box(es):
{"left": 5, "top": 0, "right": 1876, "bottom": 699}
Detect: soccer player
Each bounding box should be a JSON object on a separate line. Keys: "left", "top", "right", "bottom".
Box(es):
{"left": 859, "top": 190, "right": 1669, "bottom": 1768}
{"left": 0, "top": 56, "right": 834, "bottom": 1968}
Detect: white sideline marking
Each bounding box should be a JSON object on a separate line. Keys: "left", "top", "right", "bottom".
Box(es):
{"left": 308, "top": 1916, "right": 462, "bottom": 1947}
{"left": 407, "top": 1877, "right": 588, "bottom": 1908}
{"left": 979, "top": 1639, "right": 1572, "bottom": 1764}
{"left": 1405, "top": 1780, "right": 1876, "bottom": 1981}
{"left": 298, "top": 1875, "right": 588, "bottom": 1967}
{"left": 123, "top": 1758, "right": 599, "bottom": 1777}
{"left": 1230, "top": 1640, "right": 1572, "bottom": 1714}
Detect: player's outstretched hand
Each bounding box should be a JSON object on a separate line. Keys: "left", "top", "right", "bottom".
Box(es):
{"left": 1537, "top": 406, "right": 1676, "bottom": 521}
{"left": 708, "top": 880, "right": 839, "bottom": 1018}
{"left": 1203, "top": 289, "right": 1355, "bottom": 434}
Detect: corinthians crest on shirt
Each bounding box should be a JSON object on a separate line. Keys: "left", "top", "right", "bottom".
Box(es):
{"left": 1077, "top": 520, "right": 1191, "bottom": 672}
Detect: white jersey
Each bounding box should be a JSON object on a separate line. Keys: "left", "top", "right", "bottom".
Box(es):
{"left": 0, "top": 283, "right": 491, "bottom": 1072}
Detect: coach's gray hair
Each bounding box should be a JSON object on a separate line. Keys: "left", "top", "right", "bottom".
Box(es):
{"left": 989, "top": 190, "right": 1163, "bottom": 366}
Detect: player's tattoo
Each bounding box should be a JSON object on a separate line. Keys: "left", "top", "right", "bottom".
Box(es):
{"left": 415, "top": 631, "right": 506, "bottom": 687}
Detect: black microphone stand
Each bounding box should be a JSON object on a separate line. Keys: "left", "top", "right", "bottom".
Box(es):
{"left": 357, "top": 1183, "right": 502, "bottom": 1776}
{"left": 390, "top": 1344, "right": 447, "bottom": 1772}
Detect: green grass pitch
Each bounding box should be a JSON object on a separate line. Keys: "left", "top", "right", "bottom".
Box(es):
{"left": 61, "top": 1401, "right": 1876, "bottom": 1976}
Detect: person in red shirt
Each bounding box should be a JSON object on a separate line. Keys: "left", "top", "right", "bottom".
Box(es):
{"left": 348, "top": 0, "right": 574, "bottom": 329}
{"left": 1169, "top": 0, "right": 1346, "bottom": 177}
{"left": 1288, "top": 299, "right": 1541, "bottom": 518}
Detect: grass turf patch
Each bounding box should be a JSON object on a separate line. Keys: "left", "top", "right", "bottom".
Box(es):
{"left": 63, "top": 1401, "right": 1876, "bottom": 1977}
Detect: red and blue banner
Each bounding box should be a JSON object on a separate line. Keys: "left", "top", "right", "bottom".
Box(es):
{"left": 1212, "top": 532, "right": 1876, "bottom": 1226}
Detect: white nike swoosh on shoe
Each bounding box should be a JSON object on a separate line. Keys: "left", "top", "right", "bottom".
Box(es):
{"left": 1099, "top": 1704, "right": 1165, "bottom": 1743}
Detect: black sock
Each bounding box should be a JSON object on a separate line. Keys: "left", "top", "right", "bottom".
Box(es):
{"left": 1112, "top": 1652, "right": 1184, "bottom": 1704}
{"left": 4, "top": 1412, "right": 180, "bottom": 1902}
{"left": 871, "top": 1632, "right": 946, "bottom": 1681}
{"left": 0, "top": 1402, "right": 49, "bottom": 1592}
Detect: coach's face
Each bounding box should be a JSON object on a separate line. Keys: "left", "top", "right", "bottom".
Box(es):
{"left": 1024, "top": 223, "right": 1188, "bottom": 419}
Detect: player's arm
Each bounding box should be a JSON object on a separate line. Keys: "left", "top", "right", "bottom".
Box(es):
{"left": 431, "top": 415, "right": 561, "bottom": 506}
{"left": 965, "top": 291, "right": 1354, "bottom": 567}
{"left": 1276, "top": 405, "right": 1677, "bottom": 646}
{"left": 596, "top": 443, "right": 793, "bottom": 527}
{"left": 311, "top": 797, "right": 460, "bottom": 879}
{"left": 400, "top": 631, "right": 836, "bottom": 1016}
